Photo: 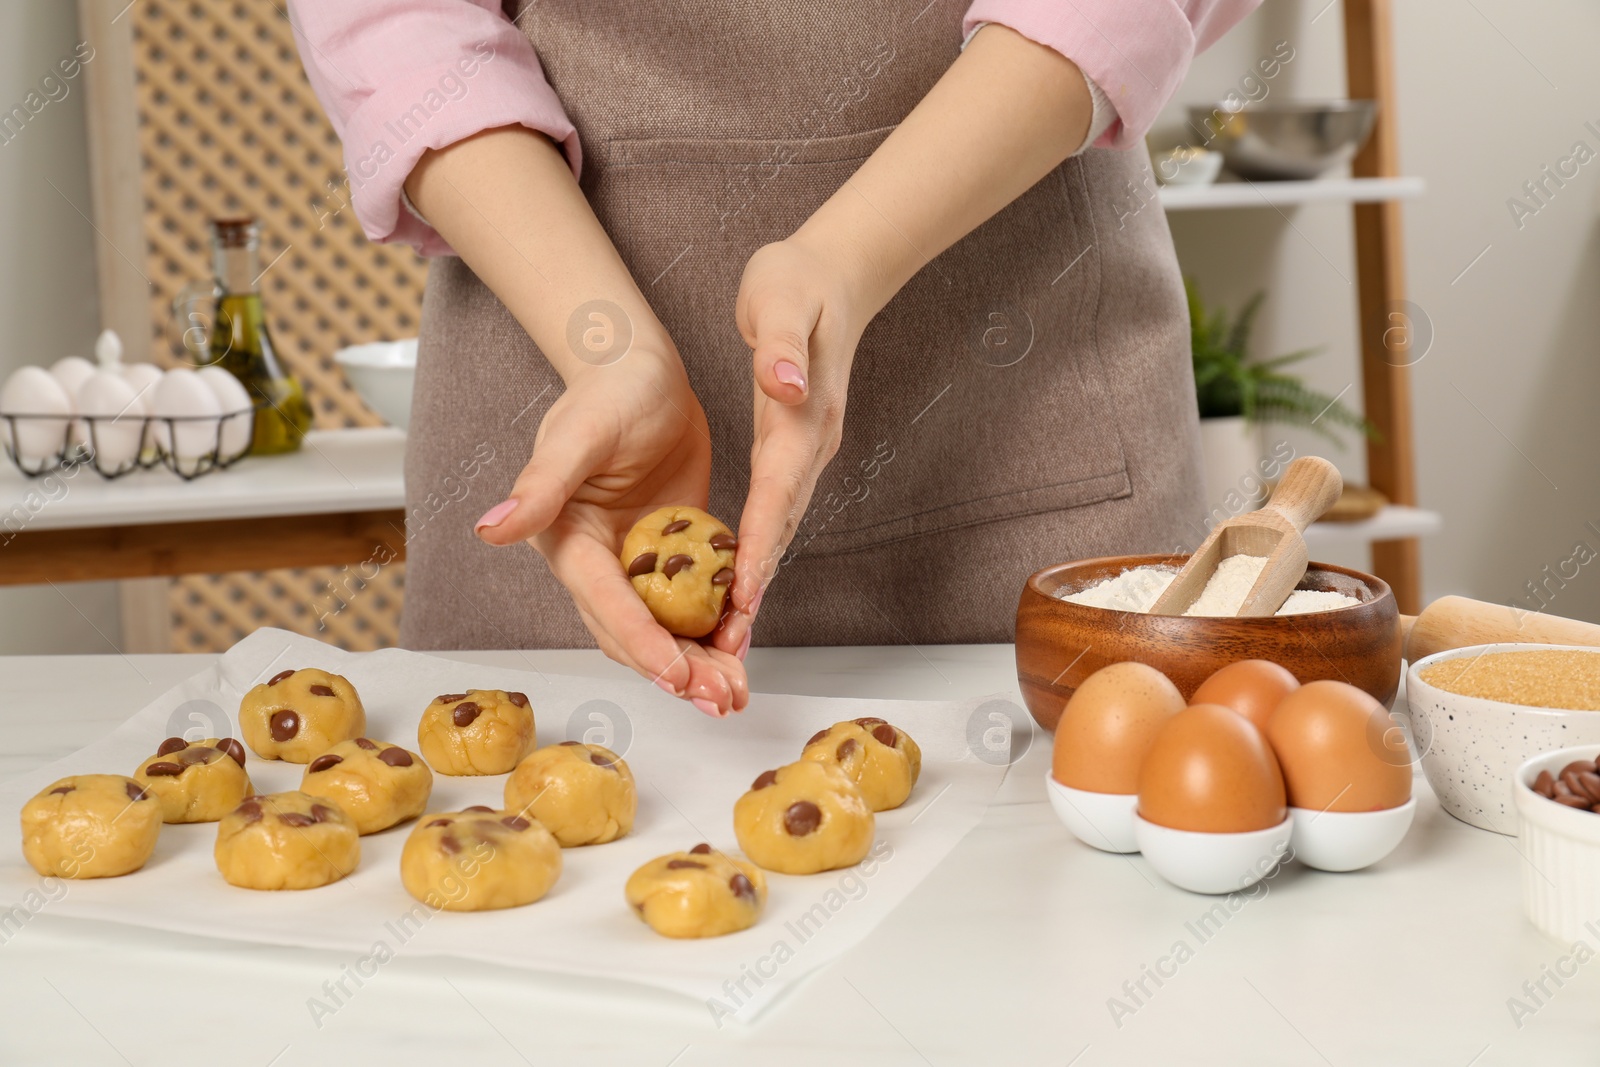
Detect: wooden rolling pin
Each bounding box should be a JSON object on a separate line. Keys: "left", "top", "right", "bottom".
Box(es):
{"left": 1402, "top": 596, "right": 1600, "bottom": 662}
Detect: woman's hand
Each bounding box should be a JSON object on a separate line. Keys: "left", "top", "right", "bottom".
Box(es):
{"left": 711, "top": 234, "right": 875, "bottom": 656}
{"left": 476, "top": 340, "right": 749, "bottom": 715}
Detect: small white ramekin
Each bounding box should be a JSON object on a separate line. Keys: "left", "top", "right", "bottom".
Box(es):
{"left": 1513, "top": 744, "right": 1600, "bottom": 944}
{"left": 1133, "top": 812, "right": 1293, "bottom": 895}
{"left": 1289, "top": 798, "right": 1416, "bottom": 872}
{"left": 1045, "top": 774, "right": 1139, "bottom": 853}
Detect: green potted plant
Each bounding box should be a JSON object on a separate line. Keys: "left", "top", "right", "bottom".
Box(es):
{"left": 1187, "top": 279, "right": 1375, "bottom": 507}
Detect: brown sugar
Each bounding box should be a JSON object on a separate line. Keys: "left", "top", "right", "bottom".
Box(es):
{"left": 1418, "top": 649, "right": 1600, "bottom": 711}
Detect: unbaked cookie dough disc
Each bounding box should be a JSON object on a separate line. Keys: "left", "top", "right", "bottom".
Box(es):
{"left": 503, "top": 742, "right": 636, "bottom": 847}
{"left": 625, "top": 843, "right": 767, "bottom": 938}
{"left": 238, "top": 668, "right": 366, "bottom": 764}
{"left": 300, "top": 737, "right": 432, "bottom": 834}
{"left": 619, "top": 506, "right": 737, "bottom": 638}
{"left": 400, "top": 807, "right": 562, "bottom": 911}
{"left": 214, "top": 791, "right": 360, "bottom": 890}
{"left": 417, "top": 689, "right": 535, "bottom": 776}
{"left": 134, "top": 736, "right": 253, "bottom": 823}
{"left": 20, "top": 775, "right": 163, "bottom": 879}
{"left": 800, "top": 718, "right": 922, "bottom": 811}
{"left": 733, "top": 760, "right": 874, "bottom": 875}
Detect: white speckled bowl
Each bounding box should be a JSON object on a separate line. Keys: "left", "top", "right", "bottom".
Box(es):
{"left": 1514, "top": 744, "right": 1600, "bottom": 944}
{"left": 1407, "top": 644, "right": 1600, "bottom": 835}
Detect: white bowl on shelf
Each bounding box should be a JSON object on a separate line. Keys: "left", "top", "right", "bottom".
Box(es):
{"left": 1289, "top": 798, "right": 1416, "bottom": 872}
{"left": 336, "top": 338, "right": 417, "bottom": 430}
{"left": 1045, "top": 774, "right": 1139, "bottom": 853}
{"left": 1133, "top": 812, "right": 1292, "bottom": 895}
{"left": 1514, "top": 744, "right": 1600, "bottom": 945}
{"left": 1153, "top": 146, "right": 1223, "bottom": 186}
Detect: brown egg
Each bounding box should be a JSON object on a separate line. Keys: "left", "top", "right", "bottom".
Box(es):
{"left": 1052, "top": 662, "right": 1185, "bottom": 794}
{"left": 1137, "top": 704, "right": 1287, "bottom": 833}
{"left": 1265, "top": 680, "right": 1412, "bottom": 812}
{"left": 1191, "top": 660, "right": 1301, "bottom": 732}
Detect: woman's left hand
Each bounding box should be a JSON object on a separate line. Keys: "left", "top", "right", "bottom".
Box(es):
{"left": 710, "top": 235, "right": 874, "bottom": 656}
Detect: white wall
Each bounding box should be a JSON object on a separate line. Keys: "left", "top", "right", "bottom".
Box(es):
{"left": 1162, "top": 0, "right": 1600, "bottom": 622}
{"left": 0, "top": 2, "right": 124, "bottom": 654}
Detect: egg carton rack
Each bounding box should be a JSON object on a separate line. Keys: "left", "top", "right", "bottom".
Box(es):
{"left": 1, "top": 406, "right": 259, "bottom": 481}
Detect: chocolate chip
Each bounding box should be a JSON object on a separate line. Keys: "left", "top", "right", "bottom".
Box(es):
{"left": 627, "top": 552, "right": 658, "bottom": 577}
{"left": 49, "top": 786, "right": 74, "bottom": 795}
{"left": 309, "top": 684, "right": 335, "bottom": 697}
{"left": 144, "top": 761, "right": 184, "bottom": 777}
{"left": 436, "top": 694, "right": 467, "bottom": 705}
{"left": 308, "top": 754, "right": 343, "bottom": 773}
{"left": 157, "top": 737, "right": 188, "bottom": 756}
{"left": 712, "top": 568, "right": 735, "bottom": 586}
{"left": 663, "top": 554, "right": 694, "bottom": 578}
{"left": 710, "top": 533, "right": 737, "bottom": 552}
{"left": 218, "top": 738, "right": 247, "bottom": 766}
{"left": 854, "top": 717, "right": 886, "bottom": 727}
{"left": 690, "top": 842, "right": 713, "bottom": 855}
{"left": 463, "top": 805, "right": 495, "bottom": 813}
{"left": 378, "top": 747, "right": 414, "bottom": 768}
{"left": 236, "top": 800, "right": 262, "bottom": 822}
{"left": 666, "top": 859, "right": 706, "bottom": 870}
{"left": 590, "top": 751, "right": 616, "bottom": 769}
{"left": 662, "top": 519, "right": 691, "bottom": 534}
{"left": 428, "top": 818, "right": 453, "bottom": 828}
{"left": 729, "top": 873, "right": 755, "bottom": 900}
{"left": 126, "top": 782, "right": 149, "bottom": 802}
{"left": 353, "top": 737, "right": 379, "bottom": 750}
{"left": 279, "top": 812, "right": 315, "bottom": 827}
{"left": 872, "top": 724, "right": 898, "bottom": 747}
{"left": 453, "top": 702, "right": 481, "bottom": 727}
{"left": 269, "top": 710, "right": 300, "bottom": 741}
{"left": 837, "top": 738, "right": 859, "bottom": 761}
{"left": 440, "top": 835, "right": 462, "bottom": 854}
{"left": 310, "top": 804, "right": 339, "bottom": 824}
{"left": 806, "top": 729, "right": 830, "bottom": 747}
{"left": 501, "top": 816, "right": 531, "bottom": 831}
{"left": 507, "top": 692, "right": 529, "bottom": 708}
{"left": 784, "top": 801, "right": 821, "bottom": 836}
{"left": 268, "top": 669, "right": 296, "bottom": 686}
{"left": 752, "top": 769, "right": 778, "bottom": 790}
{"left": 179, "top": 746, "right": 215, "bottom": 766}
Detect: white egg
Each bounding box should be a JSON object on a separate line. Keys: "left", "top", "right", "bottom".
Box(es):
{"left": 120, "top": 362, "right": 165, "bottom": 407}
{"left": 75, "top": 371, "right": 146, "bottom": 472}
{"left": 0, "top": 366, "right": 72, "bottom": 465}
{"left": 195, "top": 366, "right": 254, "bottom": 460}
{"left": 49, "top": 356, "right": 96, "bottom": 409}
{"left": 151, "top": 368, "right": 223, "bottom": 468}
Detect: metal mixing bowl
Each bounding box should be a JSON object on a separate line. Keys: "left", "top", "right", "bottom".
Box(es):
{"left": 1185, "top": 101, "right": 1377, "bottom": 181}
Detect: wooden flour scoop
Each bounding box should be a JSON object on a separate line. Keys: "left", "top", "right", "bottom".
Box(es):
{"left": 1151, "top": 456, "right": 1343, "bottom": 617}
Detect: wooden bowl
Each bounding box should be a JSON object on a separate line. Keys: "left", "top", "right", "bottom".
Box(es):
{"left": 1015, "top": 554, "right": 1401, "bottom": 732}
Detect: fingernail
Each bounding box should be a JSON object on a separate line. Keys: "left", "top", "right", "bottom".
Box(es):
{"left": 475, "top": 499, "right": 517, "bottom": 532}
{"left": 773, "top": 361, "right": 807, "bottom": 391}
{"left": 692, "top": 697, "right": 722, "bottom": 718}
{"left": 654, "top": 676, "right": 682, "bottom": 698}
{"left": 736, "top": 630, "right": 752, "bottom": 661}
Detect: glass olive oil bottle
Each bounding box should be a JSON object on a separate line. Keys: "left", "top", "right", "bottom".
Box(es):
{"left": 208, "top": 218, "right": 311, "bottom": 454}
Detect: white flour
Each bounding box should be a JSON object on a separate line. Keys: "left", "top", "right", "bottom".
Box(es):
{"left": 1059, "top": 557, "right": 1360, "bottom": 617}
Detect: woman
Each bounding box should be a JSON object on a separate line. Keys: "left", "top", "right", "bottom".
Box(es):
{"left": 290, "top": 0, "right": 1257, "bottom": 716}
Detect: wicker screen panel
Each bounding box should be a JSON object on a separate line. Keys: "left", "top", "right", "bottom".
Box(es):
{"left": 129, "top": 0, "right": 425, "bottom": 651}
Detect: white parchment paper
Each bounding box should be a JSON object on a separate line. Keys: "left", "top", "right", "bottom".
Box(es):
{"left": 0, "top": 629, "right": 1008, "bottom": 1019}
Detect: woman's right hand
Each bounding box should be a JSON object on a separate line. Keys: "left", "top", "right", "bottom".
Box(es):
{"left": 474, "top": 338, "right": 749, "bottom": 716}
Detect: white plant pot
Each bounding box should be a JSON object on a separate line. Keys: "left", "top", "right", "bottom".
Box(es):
{"left": 1197, "top": 415, "right": 1267, "bottom": 514}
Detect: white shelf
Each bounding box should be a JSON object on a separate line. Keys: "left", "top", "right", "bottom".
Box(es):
{"left": 1306, "top": 505, "right": 1441, "bottom": 545}
{"left": 1159, "top": 176, "right": 1425, "bottom": 211}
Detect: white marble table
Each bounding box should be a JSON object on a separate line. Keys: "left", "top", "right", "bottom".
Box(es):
{"left": 0, "top": 645, "right": 1590, "bottom": 1066}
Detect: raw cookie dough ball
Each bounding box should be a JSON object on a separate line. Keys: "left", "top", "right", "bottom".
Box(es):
{"left": 238, "top": 668, "right": 366, "bottom": 764}
{"left": 300, "top": 738, "right": 432, "bottom": 834}
{"left": 134, "top": 736, "right": 253, "bottom": 823}
{"left": 21, "top": 775, "right": 162, "bottom": 879}
{"left": 800, "top": 717, "right": 922, "bottom": 812}
{"left": 733, "top": 760, "right": 874, "bottom": 875}
{"left": 625, "top": 843, "right": 767, "bottom": 939}
{"left": 417, "top": 689, "right": 535, "bottom": 776}
{"left": 620, "top": 506, "right": 737, "bottom": 638}
{"left": 400, "top": 806, "right": 562, "bottom": 911}
{"left": 503, "top": 742, "right": 636, "bottom": 847}
{"left": 214, "top": 791, "right": 359, "bottom": 890}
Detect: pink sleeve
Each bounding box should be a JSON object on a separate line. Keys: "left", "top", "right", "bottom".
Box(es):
{"left": 287, "top": 0, "right": 580, "bottom": 257}
{"left": 964, "top": 0, "right": 1261, "bottom": 149}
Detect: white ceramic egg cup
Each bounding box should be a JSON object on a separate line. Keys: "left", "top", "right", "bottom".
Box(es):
{"left": 1133, "top": 813, "right": 1293, "bottom": 895}
{"left": 1045, "top": 774, "right": 1139, "bottom": 853}
{"left": 1288, "top": 798, "right": 1416, "bottom": 872}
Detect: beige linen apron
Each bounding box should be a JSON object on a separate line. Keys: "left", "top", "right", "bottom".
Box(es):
{"left": 401, "top": 0, "right": 1205, "bottom": 649}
